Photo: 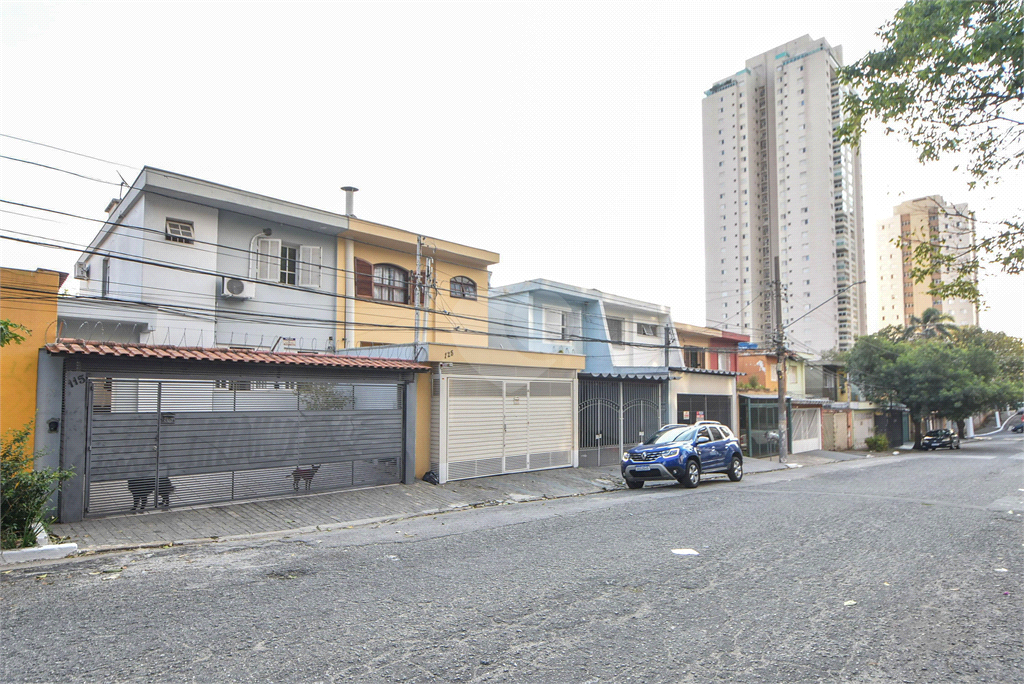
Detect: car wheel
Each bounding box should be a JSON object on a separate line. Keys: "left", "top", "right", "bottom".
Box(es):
{"left": 727, "top": 456, "right": 743, "bottom": 482}
{"left": 625, "top": 478, "right": 644, "bottom": 489}
{"left": 681, "top": 459, "right": 700, "bottom": 489}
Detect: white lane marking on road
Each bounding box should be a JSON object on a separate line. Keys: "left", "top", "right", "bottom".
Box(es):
{"left": 922, "top": 455, "right": 996, "bottom": 460}
{"left": 672, "top": 549, "right": 699, "bottom": 556}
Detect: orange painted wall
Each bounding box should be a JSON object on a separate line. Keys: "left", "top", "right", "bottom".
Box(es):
{"left": 1, "top": 268, "right": 63, "bottom": 445}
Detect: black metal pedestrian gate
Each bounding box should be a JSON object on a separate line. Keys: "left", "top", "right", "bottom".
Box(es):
{"left": 85, "top": 377, "right": 404, "bottom": 516}
{"left": 578, "top": 379, "right": 663, "bottom": 467}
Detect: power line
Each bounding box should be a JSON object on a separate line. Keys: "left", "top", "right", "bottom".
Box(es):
{"left": 1, "top": 241, "right": 741, "bottom": 356}
{"left": 2, "top": 151, "right": 765, "bottom": 319}
{"left": 0, "top": 133, "right": 138, "bottom": 170}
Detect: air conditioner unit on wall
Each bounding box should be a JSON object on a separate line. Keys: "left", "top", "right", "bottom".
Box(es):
{"left": 221, "top": 278, "right": 255, "bottom": 299}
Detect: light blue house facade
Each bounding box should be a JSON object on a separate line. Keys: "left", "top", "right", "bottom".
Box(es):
{"left": 489, "top": 279, "right": 685, "bottom": 467}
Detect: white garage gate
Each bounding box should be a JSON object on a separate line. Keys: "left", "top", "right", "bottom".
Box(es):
{"left": 432, "top": 365, "right": 577, "bottom": 483}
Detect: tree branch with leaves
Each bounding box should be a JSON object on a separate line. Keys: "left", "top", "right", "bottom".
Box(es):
{"left": 838, "top": 0, "right": 1023, "bottom": 304}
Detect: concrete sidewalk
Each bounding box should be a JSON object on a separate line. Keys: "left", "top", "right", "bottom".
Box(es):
{"left": 50, "top": 449, "right": 877, "bottom": 553}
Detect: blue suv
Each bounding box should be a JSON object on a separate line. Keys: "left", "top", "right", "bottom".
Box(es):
{"left": 621, "top": 422, "right": 744, "bottom": 489}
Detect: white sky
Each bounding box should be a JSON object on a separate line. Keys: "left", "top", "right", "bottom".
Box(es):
{"left": 1, "top": 0, "right": 1020, "bottom": 346}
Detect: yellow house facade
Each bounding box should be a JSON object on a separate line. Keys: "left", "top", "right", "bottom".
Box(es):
{"left": 336, "top": 218, "right": 497, "bottom": 349}
{"left": 333, "top": 219, "right": 586, "bottom": 484}
{"left": 1, "top": 268, "right": 66, "bottom": 447}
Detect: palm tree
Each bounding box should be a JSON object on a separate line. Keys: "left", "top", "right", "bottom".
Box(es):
{"left": 901, "top": 307, "right": 959, "bottom": 341}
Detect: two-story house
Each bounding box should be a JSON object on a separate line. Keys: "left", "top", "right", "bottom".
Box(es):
{"left": 670, "top": 322, "right": 747, "bottom": 436}
{"left": 52, "top": 169, "right": 582, "bottom": 511}
{"left": 488, "top": 279, "right": 682, "bottom": 467}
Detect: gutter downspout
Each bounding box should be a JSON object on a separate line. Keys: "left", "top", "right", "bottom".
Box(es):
{"left": 344, "top": 239, "right": 355, "bottom": 348}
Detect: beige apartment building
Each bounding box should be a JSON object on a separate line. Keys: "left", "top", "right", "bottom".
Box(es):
{"left": 877, "top": 196, "right": 978, "bottom": 328}
{"left": 702, "top": 35, "right": 866, "bottom": 355}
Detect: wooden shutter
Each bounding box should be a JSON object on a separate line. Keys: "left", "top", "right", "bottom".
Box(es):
{"left": 354, "top": 258, "right": 373, "bottom": 298}
{"left": 256, "top": 238, "right": 281, "bottom": 282}
{"left": 298, "top": 246, "right": 322, "bottom": 288}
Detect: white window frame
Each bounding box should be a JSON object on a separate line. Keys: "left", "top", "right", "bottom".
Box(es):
{"left": 165, "top": 219, "right": 195, "bottom": 244}
{"left": 637, "top": 322, "right": 659, "bottom": 337}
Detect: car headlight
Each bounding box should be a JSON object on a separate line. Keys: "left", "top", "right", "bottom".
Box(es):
{"left": 662, "top": 448, "right": 680, "bottom": 458}
{"left": 622, "top": 451, "right": 631, "bottom": 462}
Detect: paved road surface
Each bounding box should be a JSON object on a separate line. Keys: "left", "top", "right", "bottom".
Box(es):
{"left": 3, "top": 435, "right": 1022, "bottom": 683}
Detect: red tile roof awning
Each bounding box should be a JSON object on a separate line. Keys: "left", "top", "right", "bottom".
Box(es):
{"left": 46, "top": 339, "right": 430, "bottom": 371}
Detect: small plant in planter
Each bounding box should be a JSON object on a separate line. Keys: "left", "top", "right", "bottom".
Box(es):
{"left": 1, "top": 423, "right": 74, "bottom": 550}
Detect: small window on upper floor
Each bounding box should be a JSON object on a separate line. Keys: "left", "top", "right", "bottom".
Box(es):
{"left": 637, "top": 323, "right": 659, "bottom": 337}
{"left": 607, "top": 317, "right": 624, "bottom": 345}
{"left": 165, "top": 219, "right": 195, "bottom": 244}
{"left": 450, "top": 276, "right": 477, "bottom": 300}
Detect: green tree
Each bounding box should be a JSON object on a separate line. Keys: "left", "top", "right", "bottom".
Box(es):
{"left": 0, "top": 319, "right": 30, "bottom": 347}
{"left": 954, "top": 325, "right": 1024, "bottom": 376}
{"left": 901, "top": 307, "right": 959, "bottom": 340}
{"left": 847, "top": 334, "right": 1021, "bottom": 446}
{"left": 838, "top": 0, "right": 1024, "bottom": 303}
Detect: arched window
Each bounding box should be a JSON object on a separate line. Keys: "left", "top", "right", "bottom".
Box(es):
{"left": 450, "top": 276, "right": 476, "bottom": 300}
{"left": 373, "top": 264, "right": 408, "bottom": 303}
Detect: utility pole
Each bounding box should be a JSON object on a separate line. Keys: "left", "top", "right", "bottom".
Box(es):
{"left": 413, "top": 235, "right": 423, "bottom": 347}
{"left": 774, "top": 256, "right": 788, "bottom": 464}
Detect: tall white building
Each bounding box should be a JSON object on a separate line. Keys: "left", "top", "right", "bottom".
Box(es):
{"left": 703, "top": 35, "right": 866, "bottom": 354}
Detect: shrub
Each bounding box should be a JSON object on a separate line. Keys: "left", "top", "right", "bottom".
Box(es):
{"left": 1, "top": 423, "right": 74, "bottom": 550}
{"left": 864, "top": 434, "right": 890, "bottom": 453}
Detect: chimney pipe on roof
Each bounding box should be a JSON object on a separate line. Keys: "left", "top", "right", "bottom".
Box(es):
{"left": 341, "top": 186, "right": 358, "bottom": 216}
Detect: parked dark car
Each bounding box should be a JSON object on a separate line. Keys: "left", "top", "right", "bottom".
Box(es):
{"left": 621, "top": 422, "right": 743, "bottom": 489}
{"left": 921, "top": 428, "right": 960, "bottom": 450}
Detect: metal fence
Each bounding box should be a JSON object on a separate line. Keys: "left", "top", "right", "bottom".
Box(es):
{"left": 85, "top": 377, "right": 404, "bottom": 516}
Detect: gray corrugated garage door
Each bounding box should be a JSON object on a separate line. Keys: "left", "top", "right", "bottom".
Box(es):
{"left": 85, "top": 377, "right": 404, "bottom": 515}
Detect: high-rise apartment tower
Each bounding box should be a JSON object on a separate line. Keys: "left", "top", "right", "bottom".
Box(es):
{"left": 703, "top": 35, "right": 866, "bottom": 354}
{"left": 877, "top": 195, "right": 978, "bottom": 328}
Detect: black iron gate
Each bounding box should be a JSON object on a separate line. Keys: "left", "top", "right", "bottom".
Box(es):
{"left": 85, "top": 377, "right": 404, "bottom": 516}
{"left": 578, "top": 378, "right": 663, "bottom": 468}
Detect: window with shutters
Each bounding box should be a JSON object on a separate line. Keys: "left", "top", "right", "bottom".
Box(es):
{"left": 280, "top": 245, "right": 297, "bottom": 285}
{"left": 684, "top": 346, "right": 705, "bottom": 369}
{"left": 372, "top": 264, "right": 408, "bottom": 303}
{"left": 450, "top": 276, "right": 476, "bottom": 300}
{"left": 252, "top": 238, "right": 322, "bottom": 288}
{"left": 298, "top": 246, "right": 322, "bottom": 288}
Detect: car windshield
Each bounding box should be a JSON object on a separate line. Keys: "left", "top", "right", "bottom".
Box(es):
{"left": 925, "top": 430, "right": 945, "bottom": 437}
{"left": 644, "top": 426, "right": 698, "bottom": 445}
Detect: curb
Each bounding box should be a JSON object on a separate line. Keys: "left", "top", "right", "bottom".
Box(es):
{"left": 0, "top": 524, "right": 79, "bottom": 565}
{"left": 36, "top": 455, "right": 882, "bottom": 561}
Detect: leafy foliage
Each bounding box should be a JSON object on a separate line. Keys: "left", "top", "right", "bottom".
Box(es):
{"left": 0, "top": 319, "right": 30, "bottom": 347}
{"left": 954, "top": 325, "right": 1024, "bottom": 376}
{"left": 838, "top": 0, "right": 1024, "bottom": 303}
{"left": 847, "top": 330, "right": 1023, "bottom": 447}
{"left": 901, "top": 307, "right": 959, "bottom": 340}
{"left": 1, "top": 424, "right": 74, "bottom": 550}
{"left": 864, "top": 434, "right": 890, "bottom": 452}
{"left": 838, "top": 0, "right": 1023, "bottom": 181}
